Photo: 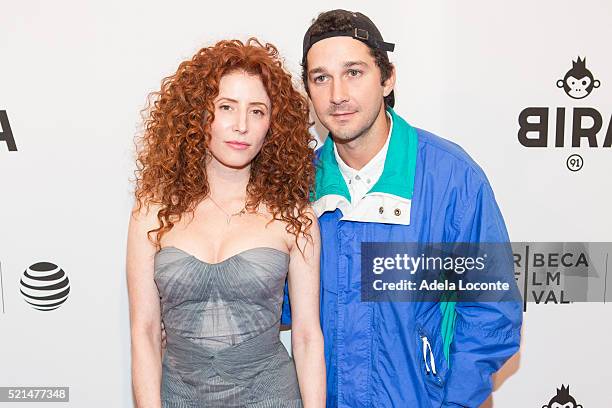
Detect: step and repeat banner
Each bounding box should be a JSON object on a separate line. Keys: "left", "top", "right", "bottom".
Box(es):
{"left": 1, "top": 1, "right": 610, "bottom": 407}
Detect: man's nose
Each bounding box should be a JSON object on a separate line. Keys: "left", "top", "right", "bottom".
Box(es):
{"left": 330, "top": 78, "right": 349, "bottom": 105}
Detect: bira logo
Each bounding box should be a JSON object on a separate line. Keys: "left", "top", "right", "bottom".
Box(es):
{"left": 556, "top": 57, "right": 600, "bottom": 99}
{"left": 542, "top": 384, "right": 583, "bottom": 408}
{"left": 518, "top": 57, "right": 610, "bottom": 171}
{"left": 0, "top": 110, "right": 18, "bottom": 152}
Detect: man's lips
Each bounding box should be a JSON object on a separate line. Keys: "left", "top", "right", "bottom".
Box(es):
{"left": 331, "top": 112, "right": 355, "bottom": 122}
{"left": 225, "top": 141, "right": 251, "bottom": 150}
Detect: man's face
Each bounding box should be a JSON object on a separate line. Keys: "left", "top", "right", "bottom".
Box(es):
{"left": 306, "top": 36, "right": 394, "bottom": 142}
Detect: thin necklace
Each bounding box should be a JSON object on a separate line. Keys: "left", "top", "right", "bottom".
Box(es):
{"left": 208, "top": 195, "right": 247, "bottom": 225}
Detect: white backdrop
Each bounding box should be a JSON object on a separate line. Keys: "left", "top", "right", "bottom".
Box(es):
{"left": 1, "top": 0, "right": 611, "bottom": 406}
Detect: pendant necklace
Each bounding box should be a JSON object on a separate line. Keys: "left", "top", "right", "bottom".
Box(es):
{"left": 208, "top": 195, "right": 247, "bottom": 225}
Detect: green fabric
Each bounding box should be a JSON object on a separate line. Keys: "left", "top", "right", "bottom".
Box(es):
{"left": 440, "top": 294, "right": 458, "bottom": 365}
{"left": 312, "top": 129, "right": 351, "bottom": 202}
{"left": 368, "top": 107, "right": 418, "bottom": 199}
{"left": 313, "top": 107, "right": 419, "bottom": 202}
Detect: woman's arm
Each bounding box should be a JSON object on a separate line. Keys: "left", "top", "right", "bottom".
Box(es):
{"left": 287, "top": 208, "right": 326, "bottom": 407}
{"left": 126, "top": 203, "right": 163, "bottom": 408}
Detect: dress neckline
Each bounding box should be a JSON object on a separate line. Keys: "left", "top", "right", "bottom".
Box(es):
{"left": 156, "top": 245, "right": 289, "bottom": 266}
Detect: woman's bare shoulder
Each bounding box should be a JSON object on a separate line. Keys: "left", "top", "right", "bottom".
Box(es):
{"left": 128, "top": 199, "right": 165, "bottom": 248}
{"left": 130, "top": 199, "right": 163, "bottom": 225}
{"left": 282, "top": 204, "right": 319, "bottom": 252}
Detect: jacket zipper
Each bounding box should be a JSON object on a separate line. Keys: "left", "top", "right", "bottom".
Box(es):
{"left": 420, "top": 335, "right": 437, "bottom": 375}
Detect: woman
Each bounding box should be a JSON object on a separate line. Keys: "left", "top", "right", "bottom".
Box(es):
{"left": 126, "top": 38, "right": 325, "bottom": 407}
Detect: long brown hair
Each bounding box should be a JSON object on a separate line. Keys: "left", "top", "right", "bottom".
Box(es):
{"left": 132, "top": 38, "right": 315, "bottom": 249}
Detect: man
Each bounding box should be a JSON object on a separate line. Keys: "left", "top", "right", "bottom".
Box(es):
{"left": 281, "top": 9, "right": 523, "bottom": 408}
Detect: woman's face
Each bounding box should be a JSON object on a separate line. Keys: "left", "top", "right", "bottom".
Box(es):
{"left": 208, "top": 70, "right": 271, "bottom": 170}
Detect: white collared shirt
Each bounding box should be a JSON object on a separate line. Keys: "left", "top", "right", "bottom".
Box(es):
{"left": 333, "top": 112, "right": 394, "bottom": 206}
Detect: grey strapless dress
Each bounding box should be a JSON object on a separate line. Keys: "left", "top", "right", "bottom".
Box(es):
{"left": 154, "top": 246, "right": 303, "bottom": 408}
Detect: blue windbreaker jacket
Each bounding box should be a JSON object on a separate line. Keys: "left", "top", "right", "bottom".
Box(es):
{"left": 281, "top": 107, "right": 522, "bottom": 408}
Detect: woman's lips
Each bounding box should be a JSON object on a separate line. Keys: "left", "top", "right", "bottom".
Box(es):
{"left": 225, "top": 141, "right": 250, "bottom": 150}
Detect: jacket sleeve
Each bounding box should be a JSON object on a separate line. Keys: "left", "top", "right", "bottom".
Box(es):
{"left": 441, "top": 175, "right": 523, "bottom": 407}
{"left": 280, "top": 279, "right": 292, "bottom": 325}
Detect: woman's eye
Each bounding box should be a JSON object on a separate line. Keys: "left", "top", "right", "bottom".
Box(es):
{"left": 252, "top": 109, "right": 265, "bottom": 116}
{"left": 219, "top": 104, "right": 231, "bottom": 111}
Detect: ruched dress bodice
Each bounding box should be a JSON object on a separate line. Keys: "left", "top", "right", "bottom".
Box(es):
{"left": 154, "top": 246, "right": 302, "bottom": 408}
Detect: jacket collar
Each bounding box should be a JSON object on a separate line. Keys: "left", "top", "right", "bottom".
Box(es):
{"left": 312, "top": 107, "right": 419, "bottom": 224}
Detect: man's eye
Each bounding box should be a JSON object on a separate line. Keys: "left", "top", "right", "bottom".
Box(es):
{"left": 313, "top": 75, "right": 327, "bottom": 83}
{"left": 348, "top": 69, "right": 361, "bottom": 77}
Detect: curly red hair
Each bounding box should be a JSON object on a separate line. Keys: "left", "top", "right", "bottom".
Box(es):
{"left": 132, "top": 38, "right": 315, "bottom": 249}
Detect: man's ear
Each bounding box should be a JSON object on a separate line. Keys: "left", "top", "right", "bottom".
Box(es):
{"left": 383, "top": 64, "right": 396, "bottom": 98}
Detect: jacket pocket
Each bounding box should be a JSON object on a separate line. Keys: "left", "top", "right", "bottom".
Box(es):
{"left": 415, "top": 324, "right": 448, "bottom": 404}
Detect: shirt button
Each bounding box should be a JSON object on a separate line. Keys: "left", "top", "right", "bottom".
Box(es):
{"left": 355, "top": 175, "right": 361, "bottom": 181}
{"left": 378, "top": 206, "right": 384, "bottom": 214}
{"left": 366, "top": 178, "right": 371, "bottom": 183}
{"left": 394, "top": 208, "right": 401, "bottom": 216}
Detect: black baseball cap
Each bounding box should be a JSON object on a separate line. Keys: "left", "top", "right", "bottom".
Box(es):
{"left": 302, "top": 10, "right": 395, "bottom": 63}
{"left": 302, "top": 9, "right": 396, "bottom": 106}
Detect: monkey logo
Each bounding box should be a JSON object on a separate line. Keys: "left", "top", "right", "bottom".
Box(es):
{"left": 557, "top": 57, "right": 600, "bottom": 99}
{"left": 542, "top": 384, "right": 583, "bottom": 408}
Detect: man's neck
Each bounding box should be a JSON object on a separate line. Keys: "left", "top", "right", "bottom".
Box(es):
{"left": 333, "top": 106, "right": 390, "bottom": 170}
